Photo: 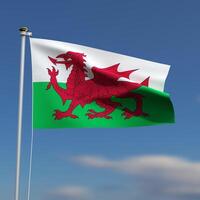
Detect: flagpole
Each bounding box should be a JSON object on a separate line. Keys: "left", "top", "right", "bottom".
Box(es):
{"left": 15, "top": 27, "right": 31, "bottom": 200}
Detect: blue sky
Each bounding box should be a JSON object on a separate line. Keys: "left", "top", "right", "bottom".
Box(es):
{"left": 0, "top": 0, "right": 200, "bottom": 200}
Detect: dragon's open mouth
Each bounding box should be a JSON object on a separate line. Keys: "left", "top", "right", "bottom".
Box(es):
{"left": 48, "top": 51, "right": 86, "bottom": 73}
{"left": 48, "top": 55, "right": 72, "bottom": 69}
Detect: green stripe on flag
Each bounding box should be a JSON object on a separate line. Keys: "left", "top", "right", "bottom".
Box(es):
{"left": 33, "top": 82, "right": 174, "bottom": 128}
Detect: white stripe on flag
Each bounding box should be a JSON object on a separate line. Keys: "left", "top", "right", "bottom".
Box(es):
{"left": 30, "top": 38, "right": 170, "bottom": 92}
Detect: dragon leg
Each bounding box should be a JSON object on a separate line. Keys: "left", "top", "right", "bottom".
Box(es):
{"left": 119, "top": 93, "right": 148, "bottom": 119}
{"left": 86, "top": 99, "right": 121, "bottom": 119}
{"left": 47, "top": 67, "right": 70, "bottom": 104}
{"left": 53, "top": 101, "right": 78, "bottom": 120}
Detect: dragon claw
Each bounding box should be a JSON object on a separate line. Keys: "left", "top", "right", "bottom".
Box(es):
{"left": 46, "top": 82, "right": 51, "bottom": 90}
{"left": 88, "top": 109, "right": 97, "bottom": 114}
{"left": 104, "top": 115, "right": 112, "bottom": 119}
{"left": 86, "top": 111, "right": 112, "bottom": 119}
{"left": 122, "top": 108, "right": 148, "bottom": 119}
{"left": 47, "top": 66, "right": 59, "bottom": 77}
{"left": 53, "top": 109, "right": 78, "bottom": 120}
{"left": 86, "top": 113, "right": 95, "bottom": 119}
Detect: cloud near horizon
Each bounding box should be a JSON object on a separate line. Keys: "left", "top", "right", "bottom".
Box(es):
{"left": 71, "top": 155, "right": 200, "bottom": 199}
{"left": 49, "top": 185, "right": 91, "bottom": 200}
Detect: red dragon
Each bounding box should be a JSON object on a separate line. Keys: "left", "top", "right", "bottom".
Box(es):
{"left": 46, "top": 51, "right": 150, "bottom": 120}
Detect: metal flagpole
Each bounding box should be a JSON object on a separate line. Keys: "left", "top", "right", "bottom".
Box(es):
{"left": 15, "top": 27, "right": 32, "bottom": 200}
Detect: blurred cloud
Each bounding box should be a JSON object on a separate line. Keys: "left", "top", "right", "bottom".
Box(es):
{"left": 72, "top": 155, "right": 200, "bottom": 199}
{"left": 49, "top": 185, "right": 91, "bottom": 200}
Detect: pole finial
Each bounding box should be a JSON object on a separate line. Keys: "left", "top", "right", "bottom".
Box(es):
{"left": 19, "top": 27, "right": 29, "bottom": 32}
{"left": 19, "top": 27, "right": 32, "bottom": 37}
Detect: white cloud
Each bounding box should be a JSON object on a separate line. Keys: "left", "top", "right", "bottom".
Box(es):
{"left": 72, "top": 155, "right": 112, "bottom": 168}
{"left": 72, "top": 155, "right": 200, "bottom": 198}
{"left": 51, "top": 185, "right": 91, "bottom": 199}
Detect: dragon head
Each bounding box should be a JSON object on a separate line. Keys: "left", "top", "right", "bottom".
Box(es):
{"left": 48, "top": 51, "right": 86, "bottom": 70}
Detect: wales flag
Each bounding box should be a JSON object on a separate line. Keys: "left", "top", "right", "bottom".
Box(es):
{"left": 30, "top": 38, "right": 174, "bottom": 128}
